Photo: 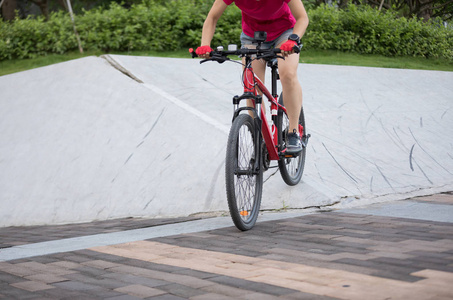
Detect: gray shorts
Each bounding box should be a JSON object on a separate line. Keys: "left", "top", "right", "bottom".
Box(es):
{"left": 240, "top": 28, "right": 293, "bottom": 49}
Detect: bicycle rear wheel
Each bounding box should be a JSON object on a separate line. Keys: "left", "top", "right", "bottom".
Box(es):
{"left": 225, "top": 114, "right": 263, "bottom": 231}
{"left": 277, "top": 94, "right": 307, "bottom": 186}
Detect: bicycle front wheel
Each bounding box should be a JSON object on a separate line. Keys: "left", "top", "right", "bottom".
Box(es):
{"left": 277, "top": 94, "right": 307, "bottom": 186}
{"left": 225, "top": 114, "right": 263, "bottom": 231}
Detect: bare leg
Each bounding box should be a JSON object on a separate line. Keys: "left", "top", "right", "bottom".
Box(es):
{"left": 277, "top": 51, "right": 302, "bottom": 133}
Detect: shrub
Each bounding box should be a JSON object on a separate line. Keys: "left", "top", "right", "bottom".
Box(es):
{"left": 0, "top": 1, "right": 451, "bottom": 61}
{"left": 304, "top": 4, "right": 453, "bottom": 59}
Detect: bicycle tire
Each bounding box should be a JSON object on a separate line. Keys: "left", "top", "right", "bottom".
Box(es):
{"left": 277, "top": 94, "right": 307, "bottom": 186}
{"left": 225, "top": 114, "right": 263, "bottom": 231}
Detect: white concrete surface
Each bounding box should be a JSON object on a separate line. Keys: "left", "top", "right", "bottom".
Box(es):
{"left": 0, "top": 56, "right": 227, "bottom": 227}
{"left": 0, "top": 55, "right": 452, "bottom": 227}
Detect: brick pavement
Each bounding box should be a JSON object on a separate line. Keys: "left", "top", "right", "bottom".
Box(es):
{"left": 0, "top": 193, "right": 452, "bottom": 299}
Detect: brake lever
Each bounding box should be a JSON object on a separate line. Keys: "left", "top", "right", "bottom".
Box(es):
{"left": 257, "top": 53, "right": 285, "bottom": 61}
{"left": 200, "top": 54, "right": 230, "bottom": 64}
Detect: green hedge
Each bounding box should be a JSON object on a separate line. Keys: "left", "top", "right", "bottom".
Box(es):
{"left": 304, "top": 5, "right": 453, "bottom": 59}
{"left": 0, "top": 1, "right": 452, "bottom": 61}
{"left": 0, "top": 0, "right": 241, "bottom": 60}
{"left": 0, "top": 11, "right": 77, "bottom": 60}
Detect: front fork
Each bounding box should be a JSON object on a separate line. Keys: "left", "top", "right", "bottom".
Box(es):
{"left": 232, "top": 92, "right": 263, "bottom": 175}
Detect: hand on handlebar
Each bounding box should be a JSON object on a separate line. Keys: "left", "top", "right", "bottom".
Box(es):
{"left": 280, "top": 40, "right": 300, "bottom": 57}
{"left": 195, "top": 45, "right": 212, "bottom": 59}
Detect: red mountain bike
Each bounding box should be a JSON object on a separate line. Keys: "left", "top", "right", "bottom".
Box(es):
{"left": 190, "top": 32, "right": 310, "bottom": 231}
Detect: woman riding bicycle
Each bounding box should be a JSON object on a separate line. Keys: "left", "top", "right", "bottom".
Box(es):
{"left": 196, "top": 0, "right": 309, "bottom": 154}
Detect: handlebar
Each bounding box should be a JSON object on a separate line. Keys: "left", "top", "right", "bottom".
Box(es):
{"left": 189, "top": 45, "right": 300, "bottom": 64}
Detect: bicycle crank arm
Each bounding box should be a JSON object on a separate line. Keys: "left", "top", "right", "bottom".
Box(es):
{"left": 235, "top": 169, "right": 261, "bottom": 176}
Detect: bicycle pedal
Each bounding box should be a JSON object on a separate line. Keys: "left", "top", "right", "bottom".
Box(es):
{"left": 280, "top": 149, "right": 300, "bottom": 158}
{"left": 301, "top": 133, "right": 311, "bottom": 148}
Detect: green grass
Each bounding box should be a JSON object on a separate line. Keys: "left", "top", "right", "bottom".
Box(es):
{"left": 300, "top": 49, "right": 453, "bottom": 71}
{"left": 0, "top": 50, "right": 102, "bottom": 76}
{"left": 1, "top": 49, "right": 452, "bottom": 77}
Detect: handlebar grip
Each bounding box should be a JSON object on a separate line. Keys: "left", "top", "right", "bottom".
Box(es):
{"left": 189, "top": 47, "right": 214, "bottom": 59}
{"left": 189, "top": 48, "right": 198, "bottom": 58}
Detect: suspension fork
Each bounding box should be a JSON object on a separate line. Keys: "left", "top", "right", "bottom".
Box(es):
{"left": 230, "top": 58, "right": 264, "bottom": 174}
{"left": 244, "top": 61, "right": 264, "bottom": 173}
{"left": 232, "top": 93, "right": 263, "bottom": 175}
{"left": 253, "top": 97, "right": 263, "bottom": 173}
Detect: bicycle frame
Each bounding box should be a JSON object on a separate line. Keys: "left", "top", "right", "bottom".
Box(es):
{"left": 233, "top": 58, "right": 288, "bottom": 162}
{"left": 190, "top": 45, "right": 304, "bottom": 163}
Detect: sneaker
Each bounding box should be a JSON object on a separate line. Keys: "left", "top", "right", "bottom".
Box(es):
{"left": 286, "top": 129, "right": 302, "bottom": 154}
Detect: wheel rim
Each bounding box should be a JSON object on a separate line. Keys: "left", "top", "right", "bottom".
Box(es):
{"left": 281, "top": 110, "right": 304, "bottom": 180}
{"left": 284, "top": 155, "right": 302, "bottom": 177}
{"left": 235, "top": 123, "right": 257, "bottom": 222}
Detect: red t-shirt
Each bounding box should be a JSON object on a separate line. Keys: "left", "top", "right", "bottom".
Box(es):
{"left": 223, "top": 0, "right": 296, "bottom": 41}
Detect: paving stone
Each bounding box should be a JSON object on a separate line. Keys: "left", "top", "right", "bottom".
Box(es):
{"left": 53, "top": 280, "right": 108, "bottom": 292}
{"left": 122, "top": 259, "right": 187, "bottom": 274}
{"left": 42, "top": 287, "right": 104, "bottom": 299}
{"left": 81, "top": 259, "right": 122, "bottom": 270}
{"left": 74, "top": 265, "right": 110, "bottom": 277}
{"left": 147, "top": 295, "right": 187, "bottom": 300}
{"left": 63, "top": 272, "right": 127, "bottom": 289}
{"left": 200, "top": 282, "right": 258, "bottom": 298}
{"left": 11, "top": 280, "right": 55, "bottom": 292}
{"left": 59, "top": 254, "right": 94, "bottom": 263}
{"left": 171, "top": 268, "right": 220, "bottom": 280}
{"left": 332, "top": 258, "right": 422, "bottom": 281}
{"left": 281, "top": 291, "right": 341, "bottom": 299}
{"left": 114, "top": 284, "right": 167, "bottom": 298}
{"left": 209, "top": 275, "right": 298, "bottom": 296}
{"left": 158, "top": 283, "right": 206, "bottom": 298}
{"left": 0, "top": 284, "right": 44, "bottom": 299}
{"left": 86, "top": 252, "right": 132, "bottom": 264}
{"left": 104, "top": 295, "right": 142, "bottom": 300}
{"left": 236, "top": 292, "right": 281, "bottom": 300}
{"left": 0, "top": 263, "right": 39, "bottom": 277}
{"left": 188, "top": 293, "right": 236, "bottom": 300}
{"left": 0, "top": 271, "right": 26, "bottom": 284}
{"left": 24, "top": 273, "right": 68, "bottom": 284}
{"left": 48, "top": 260, "right": 82, "bottom": 270}
{"left": 101, "top": 272, "right": 169, "bottom": 288}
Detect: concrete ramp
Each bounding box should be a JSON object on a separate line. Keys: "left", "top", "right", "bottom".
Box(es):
{"left": 0, "top": 55, "right": 452, "bottom": 227}
{"left": 103, "top": 55, "right": 453, "bottom": 205}
{"left": 0, "top": 56, "right": 228, "bottom": 227}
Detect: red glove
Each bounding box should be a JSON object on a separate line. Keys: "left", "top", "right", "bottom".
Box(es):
{"left": 196, "top": 45, "right": 213, "bottom": 56}
{"left": 280, "top": 40, "right": 297, "bottom": 52}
